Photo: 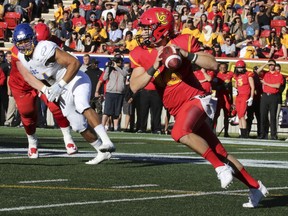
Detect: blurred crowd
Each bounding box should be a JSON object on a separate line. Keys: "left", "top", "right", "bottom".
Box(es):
{"left": 1, "top": 0, "right": 288, "bottom": 139}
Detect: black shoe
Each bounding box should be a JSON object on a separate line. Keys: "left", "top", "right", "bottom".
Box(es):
{"left": 224, "top": 133, "right": 230, "bottom": 137}
{"left": 270, "top": 136, "right": 278, "bottom": 140}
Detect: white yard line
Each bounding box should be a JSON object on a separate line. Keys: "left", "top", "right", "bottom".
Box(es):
{"left": 111, "top": 184, "right": 159, "bottom": 189}
{"left": 19, "top": 179, "right": 69, "bottom": 184}
{"left": 0, "top": 186, "right": 287, "bottom": 212}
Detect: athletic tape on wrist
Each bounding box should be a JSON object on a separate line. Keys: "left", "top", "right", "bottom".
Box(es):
{"left": 147, "top": 66, "right": 157, "bottom": 77}
{"left": 59, "top": 79, "right": 67, "bottom": 87}
{"left": 187, "top": 53, "right": 198, "bottom": 64}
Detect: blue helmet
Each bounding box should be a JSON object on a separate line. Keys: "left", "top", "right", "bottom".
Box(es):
{"left": 12, "top": 23, "right": 37, "bottom": 56}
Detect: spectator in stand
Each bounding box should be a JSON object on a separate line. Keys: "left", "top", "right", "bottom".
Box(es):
{"left": 102, "top": 12, "right": 115, "bottom": 32}
{"left": 80, "top": 54, "right": 90, "bottom": 72}
{"left": 179, "top": 4, "right": 191, "bottom": 23}
{"left": 241, "top": 4, "right": 251, "bottom": 24}
{"left": 246, "top": 66, "right": 263, "bottom": 138}
{"left": 127, "top": 2, "right": 140, "bottom": 22}
{"left": 221, "top": 36, "right": 236, "bottom": 57}
{"left": 17, "top": 0, "right": 33, "bottom": 22}
{"left": 64, "top": 31, "right": 85, "bottom": 52}
{"left": 255, "top": 4, "right": 272, "bottom": 31}
{"left": 256, "top": 59, "right": 284, "bottom": 140}
{"left": 122, "top": 21, "right": 137, "bottom": 38}
{"left": 93, "top": 22, "right": 108, "bottom": 46}
{"left": 70, "top": 0, "right": 85, "bottom": 17}
{"left": 211, "top": 43, "right": 226, "bottom": 57}
{"left": 59, "top": 10, "right": 73, "bottom": 39}
{"left": 265, "top": 28, "right": 278, "bottom": 48}
{"left": 87, "top": 11, "right": 102, "bottom": 27}
{"left": 267, "top": 37, "right": 287, "bottom": 59}
{"left": 213, "top": 62, "right": 234, "bottom": 137}
{"left": 230, "top": 15, "right": 244, "bottom": 42}
{"left": 243, "top": 13, "right": 259, "bottom": 41}
{"left": 194, "top": 4, "right": 208, "bottom": 21}
{"left": 114, "top": 42, "right": 130, "bottom": 55}
{"left": 82, "top": 33, "right": 96, "bottom": 53}
{"left": 54, "top": 0, "right": 64, "bottom": 23}
{"left": 47, "top": 20, "right": 61, "bottom": 39}
{"left": 72, "top": 8, "right": 86, "bottom": 35}
{"left": 212, "top": 15, "right": 224, "bottom": 34}
{"left": 198, "top": 25, "right": 222, "bottom": 50}
{"left": 181, "top": 19, "right": 201, "bottom": 38}
{"left": 195, "top": 14, "right": 210, "bottom": 33}
{"left": 101, "top": 1, "right": 118, "bottom": 22}
{"left": 237, "top": 36, "right": 258, "bottom": 58}
{"left": 108, "top": 21, "right": 122, "bottom": 44}
{"left": 173, "top": 11, "right": 183, "bottom": 36}
{"left": 119, "top": 13, "right": 130, "bottom": 31}
{"left": 124, "top": 31, "right": 138, "bottom": 51}
{"left": 223, "top": 5, "right": 237, "bottom": 26}
{"left": 85, "top": 0, "right": 102, "bottom": 21}
{"left": 233, "top": 60, "right": 255, "bottom": 138}
{"left": 207, "top": 3, "right": 223, "bottom": 24}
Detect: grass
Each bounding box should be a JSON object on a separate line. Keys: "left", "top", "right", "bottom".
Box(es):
{"left": 0, "top": 127, "right": 288, "bottom": 216}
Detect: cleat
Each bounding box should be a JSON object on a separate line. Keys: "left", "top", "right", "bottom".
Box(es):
{"left": 215, "top": 164, "right": 233, "bottom": 189}
{"left": 28, "top": 147, "right": 39, "bottom": 159}
{"left": 85, "top": 151, "right": 112, "bottom": 165}
{"left": 66, "top": 143, "right": 78, "bottom": 155}
{"left": 98, "top": 142, "right": 116, "bottom": 153}
{"left": 243, "top": 181, "right": 269, "bottom": 208}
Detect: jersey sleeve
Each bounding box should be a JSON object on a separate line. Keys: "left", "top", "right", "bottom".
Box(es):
{"left": 170, "top": 34, "right": 201, "bottom": 53}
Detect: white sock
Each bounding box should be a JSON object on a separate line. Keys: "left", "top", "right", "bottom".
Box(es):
{"left": 27, "top": 133, "right": 38, "bottom": 148}
{"left": 94, "top": 124, "right": 112, "bottom": 144}
{"left": 60, "top": 126, "right": 74, "bottom": 145}
{"left": 90, "top": 139, "right": 102, "bottom": 151}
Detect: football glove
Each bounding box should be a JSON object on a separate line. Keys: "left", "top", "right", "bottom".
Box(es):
{"left": 246, "top": 97, "right": 253, "bottom": 106}
{"left": 47, "top": 80, "right": 67, "bottom": 102}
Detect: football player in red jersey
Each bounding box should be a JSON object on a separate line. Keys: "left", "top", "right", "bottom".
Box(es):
{"left": 233, "top": 60, "right": 255, "bottom": 138}
{"left": 9, "top": 23, "right": 78, "bottom": 159}
{"left": 213, "top": 62, "right": 234, "bottom": 137}
{"left": 129, "top": 7, "right": 268, "bottom": 208}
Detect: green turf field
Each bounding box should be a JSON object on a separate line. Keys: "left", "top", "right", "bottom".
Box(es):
{"left": 0, "top": 127, "right": 288, "bottom": 216}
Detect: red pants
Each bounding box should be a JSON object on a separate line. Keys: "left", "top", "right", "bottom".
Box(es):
{"left": 235, "top": 94, "right": 249, "bottom": 118}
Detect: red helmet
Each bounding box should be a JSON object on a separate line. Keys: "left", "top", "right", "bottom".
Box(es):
{"left": 235, "top": 60, "right": 246, "bottom": 68}
{"left": 137, "top": 7, "right": 174, "bottom": 47}
{"left": 34, "top": 23, "right": 51, "bottom": 41}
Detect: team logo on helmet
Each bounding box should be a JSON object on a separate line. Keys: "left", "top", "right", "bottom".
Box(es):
{"left": 156, "top": 12, "right": 168, "bottom": 25}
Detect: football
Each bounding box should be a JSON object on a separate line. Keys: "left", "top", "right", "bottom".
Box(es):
{"left": 160, "top": 46, "right": 182, "bottom": 70}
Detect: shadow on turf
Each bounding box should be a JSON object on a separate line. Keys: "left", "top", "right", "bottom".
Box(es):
{"left": 260, "top": 196, "right": 288, "bottom": 208}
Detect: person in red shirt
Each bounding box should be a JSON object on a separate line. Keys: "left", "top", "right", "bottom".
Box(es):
{"left": 130, "top": 7, "right": 268, "bottom": 208}
{"left": 213, "top": 62, "right": 233, "bottom": 137}
{"left": 193, "top": 66, "right": 215, "bottom": 94}
{"left": 8, "top": 23, "right": 78, "bottom": 159}
{"left": 207, "top": 3, "right": 223, "bottom": 23}
{"left": 256, "top": 59, "right": 284, "bottom": 140}
{"left": 233, "top": 60, "right": 255, "bottom": 138}
{"left": 0, "top": 68, "right": 5, "bottom": 86}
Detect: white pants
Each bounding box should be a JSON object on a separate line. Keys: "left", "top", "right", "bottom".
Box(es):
{"left": 58, "top": 71, "right": 91, "bottom": 132}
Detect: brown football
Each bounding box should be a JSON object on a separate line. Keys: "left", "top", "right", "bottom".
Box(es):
{"left": 160, "top": 46, "right": 182, "bottom": 70}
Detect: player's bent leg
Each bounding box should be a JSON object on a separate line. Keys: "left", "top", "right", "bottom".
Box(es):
{"left": 243, "top": 181, "right": 269, "bottom": 208}
{"left": 83, "top": 108, "right": 115, "bottom": 152}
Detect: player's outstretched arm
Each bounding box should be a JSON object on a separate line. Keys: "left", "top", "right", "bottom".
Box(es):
{"left": 16, "top": 61, "right": 46, "bottom": 91}
{"left": 55, "top": 48, "right": 81, "bottom": 84}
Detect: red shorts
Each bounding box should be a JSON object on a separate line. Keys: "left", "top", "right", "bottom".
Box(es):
{"left": 235, "top": 94, "right": 249, "bottom": 118}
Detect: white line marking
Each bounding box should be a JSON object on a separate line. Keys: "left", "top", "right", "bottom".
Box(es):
{"left": 0, "top": 186, "right": 287, "bottom": 212}
{"left": 111, "top": 184, "right": 159, "bottom": 189}
{"left": 19, "top": 179, "right": 69, "bottom": 184}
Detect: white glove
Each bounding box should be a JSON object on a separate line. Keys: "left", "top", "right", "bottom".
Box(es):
{"left": 232, "top": 87, "right": 238, "bottom": 96}
{"left": 39, "top": 85, "right": 49, "bottom": 97}
{"left": 47, "top": 80, "right": 67, "bottom": 102}
{"left": 246, "top": 97, "right": 253, "bottom": 106}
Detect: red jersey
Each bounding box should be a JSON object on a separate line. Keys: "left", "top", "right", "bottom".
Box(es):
{"left": 234, "top": 71, "right": 253, "bottom": 95}
{"left": 129, "top": 34, "right": 204, "bottom": 116}
{"left": 0, "top": 67, "right": 5, "bottom": 86}
{"left": 215, "top": 71, "right": 234, "bottom": 96}
{"left": 9, "top": 46, "right": 33, "bottom": 91}
{"left": 262, "top": 70, "right": 284, "bottom": 94}
{"left": 193, "top": 69, "right": 215, "bottom": 93}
